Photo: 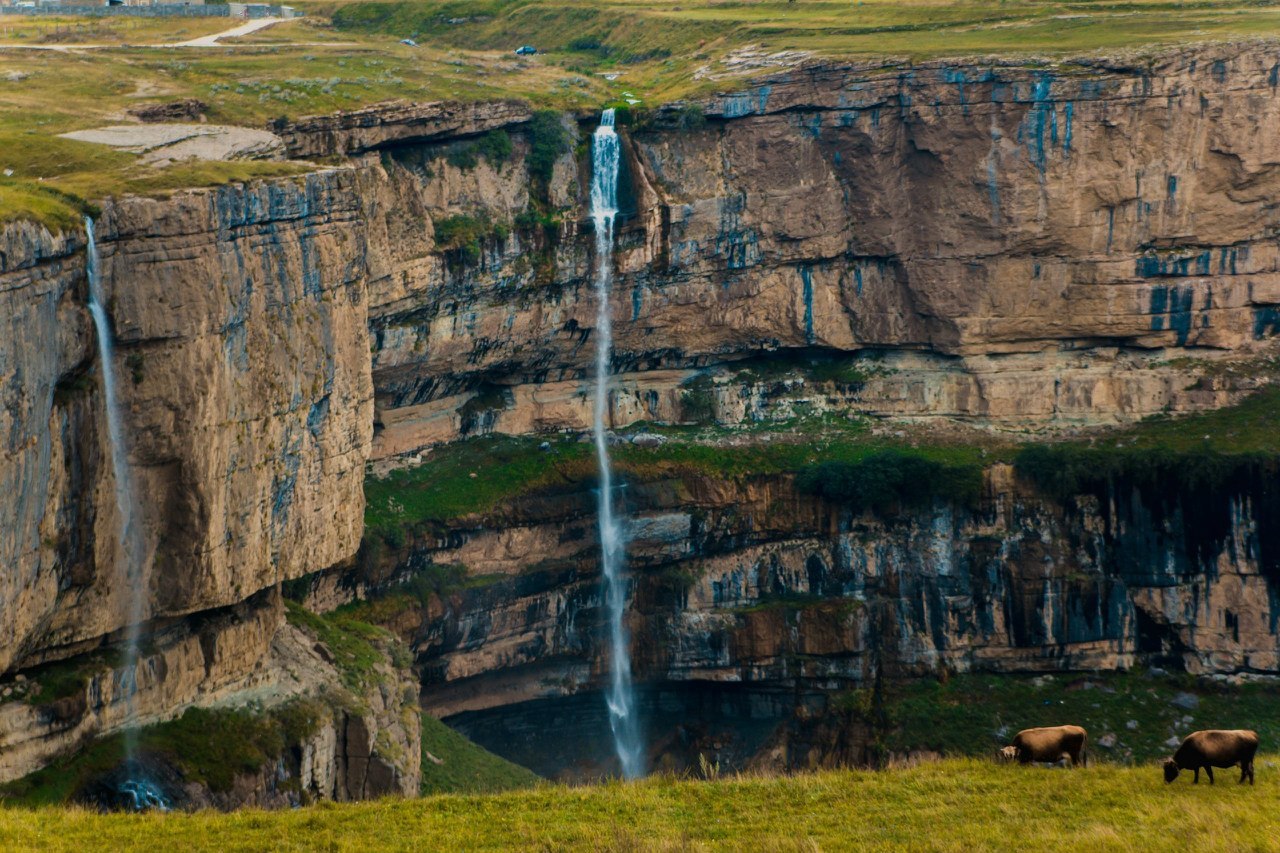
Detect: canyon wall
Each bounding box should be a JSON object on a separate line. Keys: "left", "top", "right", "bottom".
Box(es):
{"left": 358, "top": 42, "right": 1280, "bottom": 456}
{"left": 0, "top": 173, "right": 372, "bottom": 675}
{"left": 4, "top": 41, "right": 1280, "bottom": 782}
{"left": 318, "top": 454, "right": 1280, "bottom": 776}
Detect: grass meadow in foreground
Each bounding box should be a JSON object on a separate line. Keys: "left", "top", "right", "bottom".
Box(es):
{"left": 1, "top": 758, "right": 1278, "bottom": 851}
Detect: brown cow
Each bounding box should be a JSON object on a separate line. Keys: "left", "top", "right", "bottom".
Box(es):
{"left": 1007, "top": 725, "right": 1088, "bottom": 767}
{"left": 1163, "top": 730, "right": 1259, "bottom": 785}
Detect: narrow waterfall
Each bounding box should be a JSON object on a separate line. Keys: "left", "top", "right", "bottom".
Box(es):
{"left": 85, "top": 218, "right": 159, "bottom": 804}
{"left": 590, "top": 109, "right": 644, "bottom": 778}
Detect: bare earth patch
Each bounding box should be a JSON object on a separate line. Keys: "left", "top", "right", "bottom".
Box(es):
{"left": 59, "top": 124, "right": 283, "bottom": 164}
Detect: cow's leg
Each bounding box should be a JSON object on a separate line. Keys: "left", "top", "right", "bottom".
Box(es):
{"left": 1205, "top": 766, "right": 1214, "bottom": 785}
{"left": 1246, "top": 760, "right": 1255, "bottom": 785}
{"left": 1239, "top": 763, "right": 1248, "bottom": 784}
{"left": 1193, "top": 768, "right": 1200, "bottom": 784}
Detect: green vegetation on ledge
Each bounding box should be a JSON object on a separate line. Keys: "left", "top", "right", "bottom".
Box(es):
{"left": 363, "top": 421, "right": 992, "bottom": 539}
{"left": 0, "top": 703, "right": 322, "bottom": 806}
{"left": 284, "top": 601, "right": 408, "bottom": 694}
{"left": 419, "top": 714, "right": 541, "bottom": 795}
{"left": 1014, "top": 386, "right": 1280, "bottom": 501}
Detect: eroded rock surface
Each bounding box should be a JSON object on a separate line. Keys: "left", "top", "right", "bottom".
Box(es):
{"left": 7, "top": 40, "right": 1280, "bottom": 784}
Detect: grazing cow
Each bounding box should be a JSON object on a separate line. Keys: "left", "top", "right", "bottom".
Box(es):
{"left": 1163, "top": 730, "right": 1259, "bottom": 785}
{"left": 1007, "top": 725, "right": 1089, "bottom": 768}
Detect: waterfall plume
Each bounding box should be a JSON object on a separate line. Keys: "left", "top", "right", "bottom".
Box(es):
{"left": 85, "top": 218, "right": 160, "bottom": 806}
{"left": 589, "top": 109, "right": 644, "bottom": 779}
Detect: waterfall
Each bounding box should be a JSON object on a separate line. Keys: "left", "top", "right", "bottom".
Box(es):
{"left": 85, "top": 218, "right": 157, "bottom": 803}
{"left": 590, "top": 109, "right": 644, "bottom": 778}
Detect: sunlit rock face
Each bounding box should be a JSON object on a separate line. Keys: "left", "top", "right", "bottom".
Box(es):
{"left": 0, "top": 174, "right": 373, "bottom": 674}
{"left": 360, "top": 43, "right": 1280, "bottom": 455}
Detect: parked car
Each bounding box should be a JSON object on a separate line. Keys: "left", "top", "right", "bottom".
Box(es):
{"left": 515, "top": 45, "right": 537, "bottom": 55}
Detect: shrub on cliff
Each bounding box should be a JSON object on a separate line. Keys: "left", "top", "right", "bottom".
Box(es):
{"left": 1013, "top": 443, "right": 1274, "bottom": 503}
{"left": 797, "top": 449, "right": 982, "bottom": 515}
{"left": 432, "top": 213, "right": 510, "bottom": 265}
{"left": 446, "top": 129, "right": 514, "bottom": 171}
{"left": 525, "top": 110, "right": 566, "bottom": 187}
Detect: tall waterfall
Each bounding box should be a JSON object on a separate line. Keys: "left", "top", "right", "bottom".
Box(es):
{"left": 85, "top": 218, "right": 151, "bottom": 780}
{"left": 590, "top": 109, "right": 644, "bottom": 778}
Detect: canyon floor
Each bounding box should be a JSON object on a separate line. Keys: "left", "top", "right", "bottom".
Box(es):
{"left": 2, "top": 758, "right": 1277, "bottom": 852}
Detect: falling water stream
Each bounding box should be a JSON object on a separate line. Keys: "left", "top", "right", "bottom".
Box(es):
{"left": 590, "top": 109, "right": 644, "bottom": 778}
{"left": 85, "top": 218, "right": 166, "bottom": 809}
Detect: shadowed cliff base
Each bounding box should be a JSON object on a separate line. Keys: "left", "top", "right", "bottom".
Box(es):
{"left": 442, "top": 671, "right": 1280, "bottom": 781}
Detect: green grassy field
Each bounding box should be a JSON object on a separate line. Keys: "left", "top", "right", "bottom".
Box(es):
{"left": 2, "top": 757, "right": 1278, "bottom": 851}
{"left": 1, "top": 0, "right": 1279, "bottom": 228}
{"left": 877, "top": 671, "right": 1280, "bottom": 764}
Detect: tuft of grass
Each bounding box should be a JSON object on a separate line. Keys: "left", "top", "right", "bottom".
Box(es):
{"left": 797, "top": 448, "right": 983, "bottom": 513}
{"left": 445, "top": 129, "right": 514, "bottom": 171}
{"left": 21, "top": 657, "right": 106, "bottom": 707}
{"left": 363, "top": 434, "right": 593, "bottom": 533}
{"left": 1014, "top": 387, "right": 1280, "bottom": 502}
{"left": 524, "top": 109, "right": 567, "bottom": 188}
{"left": 431, "top": 212, "right": 510, "bottom": 265}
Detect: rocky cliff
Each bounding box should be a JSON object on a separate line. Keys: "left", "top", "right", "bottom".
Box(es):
{"left": 356, "top": 41, "right": 1280, "bottom": 456}
{"left": 309, "top": 440, "right": 1280, "bottom": 777}
{"left": 4, "top": 40, "right": 1280, "bottom": 785}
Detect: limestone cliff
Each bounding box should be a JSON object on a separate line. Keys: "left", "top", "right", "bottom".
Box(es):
{"left": 5, "top": 40, "right": 1280, "bottom": 785}
{"left": 357, "top": 41, "right": 1280, "bottom": 455}
{"left": 0, "top": 173, "right": 372, "bottom": 676}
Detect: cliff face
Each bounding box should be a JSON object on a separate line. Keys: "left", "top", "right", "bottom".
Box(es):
{"left": 0, "top": 174, "right": 373, "bottom": 678}
{"left": 330, "top": 458, "right": 1280, "bottom": 777}
{"left": 361, "top": 43, "right": 1280, "bottom": 456}
{"left": 4, "top": 41, "right": 1280, "bottom": 784}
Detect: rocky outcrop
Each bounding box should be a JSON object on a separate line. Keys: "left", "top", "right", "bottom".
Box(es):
{"left": 0, "top": 173, "right": 373, "bottom": 676}
{"left": 272, "top": 99, "right": 534, "bottom": 158}
{"left": 349, "top": 462, "right": 1280, "bottom": 715}
{"left": 0, "top": 597, "right": 421, "bottom": 797}
{"left": 0, "top": 590, "right": 281, "bottom": 784}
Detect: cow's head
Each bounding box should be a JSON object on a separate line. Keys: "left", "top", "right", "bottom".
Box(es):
{"left": 997, "top": 746, "right": 1019, "bottom": 763}
{"left": 1163, "top": 758, "right": 1180, "bottom": 783}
